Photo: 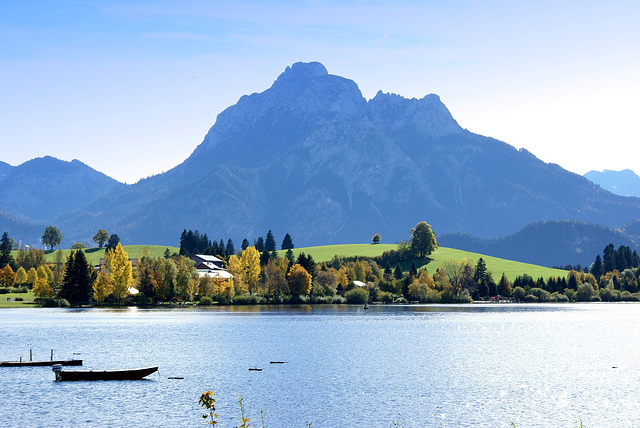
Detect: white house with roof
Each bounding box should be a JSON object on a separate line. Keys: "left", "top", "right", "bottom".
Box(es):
{"left": 191, "top": 254, "right": 233, "bottom": 279}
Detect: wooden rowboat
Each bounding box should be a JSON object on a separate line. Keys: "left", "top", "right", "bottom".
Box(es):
{"left": 52, "top": 364, "right": 157, "bottom": 381}
{"left": 0, "top": 359, "right": 82, "bottom": 367}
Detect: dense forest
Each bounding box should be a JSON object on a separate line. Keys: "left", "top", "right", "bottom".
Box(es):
{"left": 2, "top": 223, "right": 640, "bottom": 306}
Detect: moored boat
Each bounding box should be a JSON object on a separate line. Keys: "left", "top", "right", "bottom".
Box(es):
{"left": 52, "top": 364, "right": 158, "bottom": 381}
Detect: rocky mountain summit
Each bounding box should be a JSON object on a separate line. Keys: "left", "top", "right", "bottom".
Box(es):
{"left": 4, "top": 62, "right": 640, "bottom": 256}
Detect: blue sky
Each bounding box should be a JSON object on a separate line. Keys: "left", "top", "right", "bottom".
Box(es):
{"left": 1, "top": 0, "right": 639, "bottom": 183}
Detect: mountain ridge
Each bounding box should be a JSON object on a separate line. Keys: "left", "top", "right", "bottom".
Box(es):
{"left": 2, "top": 62, "right": 639, "bottom": 268}
{"left": 0, "top": 156, "right": 123, "bottom": 224}
{"left": 584, "top": 169, "right": 640, "bottom": 197}
{"left": 54, "top": 62, "right": 640, "bottom": 248}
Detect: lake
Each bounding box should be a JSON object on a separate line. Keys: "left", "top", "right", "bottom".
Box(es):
{"left": 1, "top": 304, "right": 639, "bottom": 427}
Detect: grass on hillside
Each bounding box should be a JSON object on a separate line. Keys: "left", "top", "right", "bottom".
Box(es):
{"left": 278, "top": 244, "right": 567, "bottom": 281}
{"left": 37, "top": 245, "right": 180, "bottom": 265}
{"left": 13, "top": 243, "right": 564, "bottom": 281}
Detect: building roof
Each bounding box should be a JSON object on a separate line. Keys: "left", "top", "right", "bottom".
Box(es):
{"left": 197, "top": 269, "right": 233, "bottom": 279}
{"left": 192, "top": 254, "right": 223, "bottom": 264}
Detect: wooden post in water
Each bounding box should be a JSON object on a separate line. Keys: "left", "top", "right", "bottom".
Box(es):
{"left": 30, "top": 349, "right": 32, "bottom": 361}
{"left": 51, "top": 349, "right": 53, "bottom": 361}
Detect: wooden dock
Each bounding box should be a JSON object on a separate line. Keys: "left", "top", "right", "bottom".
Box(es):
{"left": 0, "top": 359, "right": 83, "bottom": 367}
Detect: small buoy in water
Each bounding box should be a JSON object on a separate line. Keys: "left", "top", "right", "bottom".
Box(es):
{"left": 612, "top": 366, "right": 618, "bottom": 369}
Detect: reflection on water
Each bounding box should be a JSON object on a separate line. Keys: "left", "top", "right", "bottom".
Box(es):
{"left": 1, "top": 304, "right": 638, "bottom": 427}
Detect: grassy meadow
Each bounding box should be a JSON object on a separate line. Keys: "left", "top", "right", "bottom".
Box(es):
{"left": 279, "top": 243, "right": 567, "bottom": 281}
{"left": 0, "top": 290, "right": 37, "bottom": 308}
{"left": 37, "top": 245, "right": 180, "bottom": 265}
{"left": 9, "top": 242, "right": 565, "bottom": 286}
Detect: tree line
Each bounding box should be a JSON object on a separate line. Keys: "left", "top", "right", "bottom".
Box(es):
{"left": 4, "top": 223, "right": 640, "bottom": 306}
{"left": 178, "top": 229, "right": 294, "bottom": 258}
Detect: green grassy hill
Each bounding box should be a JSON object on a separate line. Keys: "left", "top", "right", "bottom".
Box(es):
{"left": 37, "top": 245, "right": 179, "bottom": 265}
{"left": 15, "top": 243, "right": 565, "bottom": 281}
{"left": 279, "top": 244, "right": 567, "bottom": 281}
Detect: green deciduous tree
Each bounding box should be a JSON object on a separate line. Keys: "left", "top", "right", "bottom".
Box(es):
{"left": 175, "top": 255, "right": 198, "bottom": 301}
{"left": 409, "top": 221, "right": 438, "bottom": 258}
{"left": 372, "top": 233, "right": 381, "bottom": 244}
{"left": 92, "top": 229, "right": 109, "bottom": 248}
{"left": 15, "top": 247, "right": 46, "bottom": 271}
{"left": 41, "top": 226, "right": 62, "bottom": 250}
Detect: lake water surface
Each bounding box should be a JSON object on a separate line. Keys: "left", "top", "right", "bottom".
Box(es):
{"left": 1, "top": 304, "right": 639, "bottom": 427}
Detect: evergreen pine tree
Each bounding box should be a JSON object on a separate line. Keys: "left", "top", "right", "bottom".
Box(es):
{"left": 384, "top": 262, "right": 392, "bottom": 278}
{"left": 0, "top": 232, "right": 15, "bottom": 269}
{"left": 590, "top": 254, "right": 603, "bottom": 280}
{"left": 226, "top": 239, "right": 235, "bottom": 256}
{"left": 105, "top": 234, "right": 120, "bottom": 252}
{"left": 394, "top": 264, "right": 403, "bottom": 280}
{"left": 474, "top": 258, "right": 487, "bottom": 282}
{"left": 265, "top": 230, "right": 276, "bottom": 252}
{"left": 281, "top": 233, "right": 294, "bottom": 250}
{"left": 477, "top": 280, "right": 489, "bottom": 298}
{"left": 260, "top": 250, "right": 271, "bottom": 266}
{"left": 255, "top": 237, "right": 265, "bottom": 252}
{"left": 409, "top": 262, "right": 418, "bottom": 277}
{"left": 285, "top": 249, "right": 295, "bottom": 264}
{"left": 59, "top": 250, "right": 93, "bottom": 305}
{"left": 241, "top": 239, "right": 250, "bottom": 251}
{"left": 603, "top": 243, "right": 616, "bottom": 273}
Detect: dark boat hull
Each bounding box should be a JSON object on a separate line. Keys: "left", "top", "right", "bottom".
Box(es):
{"left": 55, "top": 366, "right": 158, "bottom": 381}
{"left": 0, "top": 359, "right": 82, "bottom": 367}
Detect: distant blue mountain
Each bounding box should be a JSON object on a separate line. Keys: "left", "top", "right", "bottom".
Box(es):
{"left": 584, "top": 169, "right": 640, "bottom": 197}
{"left": 440, "top": 220, "right": 637, "bottom": 268}
{"left": 0, "top": 160, "right": 12, "bottom": 179}
{"left": 0, "top": 156, "right": 122, "bottom": 244}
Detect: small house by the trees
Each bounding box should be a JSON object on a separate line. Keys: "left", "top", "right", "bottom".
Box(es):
{"left": 191, "top": 254, "right": 233, "bottom": 279}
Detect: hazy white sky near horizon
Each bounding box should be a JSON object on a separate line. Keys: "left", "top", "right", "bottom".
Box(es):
{"left": 1, "top": 0, "right": 639, "bottom": 184}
